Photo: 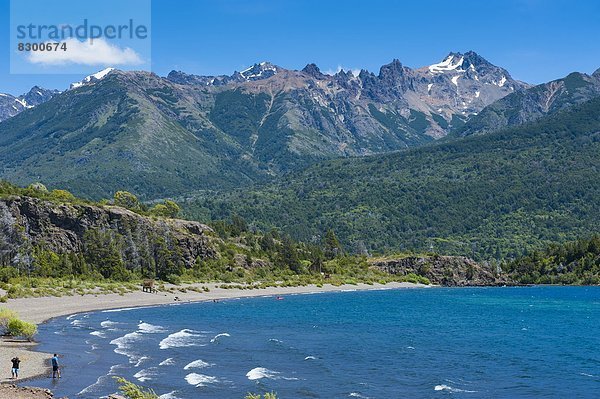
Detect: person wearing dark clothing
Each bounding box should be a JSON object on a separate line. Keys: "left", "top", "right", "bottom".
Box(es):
{"left": 11, "top": 357, "right": 20, "bottom": 379}
{"left": 51, "top": 354, "right": 60, "bottom": 378}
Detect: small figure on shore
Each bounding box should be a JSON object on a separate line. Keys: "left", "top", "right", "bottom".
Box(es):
{"left": 51, "top": 354, "right": 60, "bottom": 379}
{"left": 11, "top": 356, "right": 20, "bottom": 379}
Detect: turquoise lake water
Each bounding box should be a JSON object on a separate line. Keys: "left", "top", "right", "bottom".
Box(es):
{"left": 31, "top": 286, "right": 599, "bottom": 398}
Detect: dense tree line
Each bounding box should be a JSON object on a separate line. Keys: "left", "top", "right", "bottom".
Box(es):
{"left": 184, "top": 97, "right": 600, "bottom": 260}
{"left": 504, "top": 235, "right": 600, "bottom": 284}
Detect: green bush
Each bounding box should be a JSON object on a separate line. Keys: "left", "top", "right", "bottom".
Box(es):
{"left": 0, "top": 308, "right": 18, "bottom": 334}
{"left": 7, "top": 317, "right": 38, "bottom": 341}
{"left": 114, "top": 377, "right": 158, "bottom": 399}
{"left": 0, "top": 267, "right": 19, "bottom": 283}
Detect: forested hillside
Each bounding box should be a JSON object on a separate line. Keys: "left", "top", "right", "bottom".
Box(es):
{"left": 505, "top": 235, "right": 600, "bottom": 284}
{"left": 185, "top": 97, "right": 600, "bottom": 259}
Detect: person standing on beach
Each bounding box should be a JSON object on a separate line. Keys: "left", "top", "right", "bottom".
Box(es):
{"left": 11, "top": 356, "right": 20, "bottom": 379}
{"left": 51, "top": 354, "right": 60, "bottom": 378}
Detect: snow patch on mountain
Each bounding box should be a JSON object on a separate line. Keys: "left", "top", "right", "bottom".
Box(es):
{"left": 429, "top": 55, "right": 464, "bottom": 73}
{"left": 70, "top": 67, "right": 115, "bottom": 89}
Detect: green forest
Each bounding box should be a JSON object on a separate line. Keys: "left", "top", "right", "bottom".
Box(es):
{"left": 184, "top": 97, "right": 600, "bottom": 260}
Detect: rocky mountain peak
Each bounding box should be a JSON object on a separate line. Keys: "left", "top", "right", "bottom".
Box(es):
{"left": 239, "top": 61, "right": 281, "bottom": 81}
{"left": 20, "top": 86, "right": 60, "bottom": 107}
{"left": 302, "top": 63, "right": 325, "bottom": 79}
{"left": 593, "top": 67, "right": 600, "bottom": 77}
{"left": 379, "top": 59, "right": 405, "bottom": 78}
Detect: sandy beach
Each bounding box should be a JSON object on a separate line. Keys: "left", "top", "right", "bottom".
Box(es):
{"left": 0, "top": 281, "right": 428, "bottom": 396}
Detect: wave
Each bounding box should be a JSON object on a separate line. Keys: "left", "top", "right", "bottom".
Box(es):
{"left": 77, "top": 375, "right": 112, "bottom": 396}
{"left": 101, "top": 320, "right": 121, "bottom": 328}
{"left": 268, "top": 338, "right": 283, "bottom": 344}
{"left": 159, "top": 357, "right": 176, "bottom": 366}
{"left": 70, "top": 319, "right": 85, "bottom": 327}
{"left": 184, "top": 359, "right": 214, "bottom": 370}
{"left": 185, "top": 373, "right": 221, "bottom": 387}
{"left": 134, "top": 367, "right": 159, "bottom": 382}
{"left": 434, "top": 384, "right": 477, "bottom": 393}
{"left": 210, "top": 333, "right": 230, "bottom": 343}
{"left": 159, "top": 391, "right": 181, "bottom": 399}
{"left": 110, "top": 332, "right": 145, "bottom": 363}
{"left": 89, "top": 330, "right": 107, "bottom": 338}
{"left": 159, "top": 329, "right": 204, "bottom": 350}
{"left": 102, "top": 306, "right": 154, "bottom": 313}
{"left": 349, "top": 393, "right": 370, "bottom": 398}
{"left": 134, "top": 356, "right": 151, "bottom": 368}
{"left": 304, "top": 356, "right": 318, "bottom": 360}
{"left": 138, "top": 322, "right": 167, "bottom": 334}
{"left": 246, "top": 367, "right": 298, "bottom": 381}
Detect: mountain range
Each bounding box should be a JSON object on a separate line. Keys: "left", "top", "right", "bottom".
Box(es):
{"left": 0, "top": 51, "right": 532, "bottom": 198}
{"left": 0, "top": 50, "right": 598, "bottom": 259}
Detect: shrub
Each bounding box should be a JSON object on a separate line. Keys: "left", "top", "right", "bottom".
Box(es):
{"left": 165, "top": 274, "right": 181, "bottom": 285}
{"left": 7, "top": 317, "right": 37, "bottom": 341}
{"left": 114, "top": 377, "right": 158, "bottom": 399}
{"left": 0, "top": 267, "right": 19, "bottom": 283}
{"left": 0, "top": 308, "right": 17, "bottom": 334}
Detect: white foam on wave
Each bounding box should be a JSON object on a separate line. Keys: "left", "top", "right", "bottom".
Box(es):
{"left": 77, "top": 375, "right": 112, "bottom": 396}
{"left": 139, "top": 322, "right": 167, "bottom": 334}
{"left": 89, "top": 330, "right": 107, "bottom": 338}
{"left": 580, "top": 372, "right": 596, "bottom": 377}
{"left": 134, "top": 356, "right": 151, "bottom": 368}
{"left": 185, "top": 373, "right": 220, "bottom": 387}
{"left": 70, "top": 319, "right": 85, "bottom": 327}
{"left": 110, "top": 332, "right": 145, "bottom": 363}
{"left": 101, "top": 320, "right": 121, "bottom": 328}
{"left": 246, "top": 367, "right": 298, "bottom": 381}
{"left": 102, "top": 306, "right": 154, "bottom": 313}
{"left": 304, "top": 356, "right": 318, "bottom": 360}
{"left": 159, "top": 391, "right": 181, "bottom": 399}
{"left": 210, "top": 333, "right": 230, "bottom": 343}
{"left": 184, "top": 359, "right": 214, "bottom": 370}
{"left": 269, "top": 338, "right": 283, "bottom": 344}
{"left": 159, "top": 329, "right": 204, "bottom": 350}
{"left": 434, "top": 384, "right": 476, "bottom": 393}
{"left": 159, "top": 357, "right": 176, "bottom": 366}
{"left": 349, "top": 393, "right": 370, "bottom": 398}
{"left": 134, "top": 367, "right": 159, "bottom": 382}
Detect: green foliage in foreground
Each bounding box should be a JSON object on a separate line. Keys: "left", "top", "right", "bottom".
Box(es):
{"left": 184, "top": 97, "right": 600, "bottom": 260}
{"left": 114, "top": 377, "right": 279, "bottom": 399}
{"left": 504, "top": 235, "right": 600, "bottom": 284}
{"left": 114, "top": 377, "right": 158, "bottom": 399}
{"left": 246, "top": 393, "right": 278, "bottom": 399}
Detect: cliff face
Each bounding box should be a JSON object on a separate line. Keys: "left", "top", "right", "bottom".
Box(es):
{"left": 0, "top": 196, "right": 216, "bottom": 269}
{"left": 370, "top": 255, "right": 503, "bottom": 286}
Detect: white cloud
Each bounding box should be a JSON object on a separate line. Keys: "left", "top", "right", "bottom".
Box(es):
{"left": 323, "top": 66, "right": 361, "bottom": 77}
{"left": 27, "top": 38, "right": 143, "bottom": 66}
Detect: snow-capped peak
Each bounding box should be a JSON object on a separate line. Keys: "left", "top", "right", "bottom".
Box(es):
{"left": 429, "top": 55, "right": 464, "bottom": 73}
{"left": 70, "top": 67, "right": 115, "bottom": 89}
{"left": 239, "top": 62, "right": 279, "bottom": 81}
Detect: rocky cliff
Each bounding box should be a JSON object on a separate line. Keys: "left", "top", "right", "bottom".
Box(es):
{"left": 0, "top": 196, "right": 216, "bottom": 271}
{"left": 370, "top": 255, "right": 505, "bottom": 286}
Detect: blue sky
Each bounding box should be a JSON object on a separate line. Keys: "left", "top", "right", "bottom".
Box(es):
{"left": 1, "top": 0, "right": 600, "bottom": 94}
